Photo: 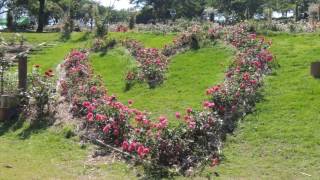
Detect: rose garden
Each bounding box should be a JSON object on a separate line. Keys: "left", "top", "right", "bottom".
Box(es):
{"left": 0, "top": 0, "right": 320, "bottom": 179}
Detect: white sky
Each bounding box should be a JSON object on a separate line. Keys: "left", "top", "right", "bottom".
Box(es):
{"left": 96, "top": 0, "right": 134, "bottom": 10}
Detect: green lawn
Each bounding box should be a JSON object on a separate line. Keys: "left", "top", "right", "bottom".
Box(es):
{"left": 212, "top": 33, "right": 320, "bottom": 179}
{"left": 1, "top": 32, "right": 320, "bottom": 179}
{"left": 1, "top": 32, "right": 92, "bottom": 72}
{"left": 0, "top": 122, "right": 137, "bottom": 179}
{"left": 0, "top": 124, "right": 88, "bottom": 179}
{"left": 91, "top": 44, "right": 233, "bottom": 123}
{"left": 0, "top": 32, "right": 137, "bottom": 179}
{"left": 109, "top": 32, "right": 176, "bottom": 48}
{"left": 27, "top": 32, "right": 92, "bottom": 71}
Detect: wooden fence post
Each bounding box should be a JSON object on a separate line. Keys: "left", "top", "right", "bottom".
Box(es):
{"left": 18, "top": 55, "right": 27, "bottom": 91}
{"left": 311, "top": 61, "right": 320, "bottom": 78}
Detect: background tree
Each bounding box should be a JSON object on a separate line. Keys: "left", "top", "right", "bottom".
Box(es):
{"left": 94, "top": 0, "right": 119, "bottom": 37}
{"left": 37, "top": 0, "right": 46, "bottom": 32}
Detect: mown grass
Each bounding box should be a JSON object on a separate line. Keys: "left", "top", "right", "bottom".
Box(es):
{"left": 0, "top": 123, "right": 87, "bottom": 179}
{"left": 109, "top": 32, "right": 176, "bottom": 48}
{"left": 0, "top": 32, "right": 136, "bottom": 179}
{"left": 210, "top": 33, "right": 320, "bottom": 179}
{"left": 27, "top": 32, "right": 93, "bottom": 72}
{"left": 91, "top": 44, "right": 233, "bottom": 123}
{"left": 0, "top": 121, "right": 137, "bottom": 179}
{"left": 1, "top": 32, "right": 320, "bottom": 179}
{"left": 2, "top": 32, "right": 93, "bottom": 72}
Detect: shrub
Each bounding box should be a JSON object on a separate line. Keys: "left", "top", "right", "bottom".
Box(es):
{"left": 92, "top": 38, "right": 104, "bottom": 52}
{"left": 170, "top": 25, "right": 205, "bottom": 52}
{"left": 123, "top": 39, "right": 169, "bottom": 88}
{"left": 136, "top": 48, "right": 169, "bottom": 88}
{"left": 28, "top": 66, "right": 57, "bottom": 121}
{"left": 124, "top": 67, "right": 138, "bottom": 91}
{"left": 162, "top": 44, "right": 177, "bottom": 57}
{"left": 92, "top": 37, "right": 117, "bottom": 52}
{"left": 61, "top": 15, "right": 73, "bottom": 40}
{"left": 116, "top": 25, "right": 128, "bottom": 32}
{"left": 122, "top": 39, "right": 143, "bottom": 57}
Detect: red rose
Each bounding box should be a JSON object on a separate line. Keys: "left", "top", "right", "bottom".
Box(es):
{"left": 122, "top": 141, "right": 129, "bottom": 151}
{"left": 187, "top": 108, "right": 192, "bottom": 114}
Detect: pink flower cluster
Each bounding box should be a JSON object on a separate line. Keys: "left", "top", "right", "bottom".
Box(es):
{"left": 123, "top": 39, "right": 169, "bottom": 88}
{"left": 122, "top": 141, "right": 150, "bottom": 158}
{"left": 206, "top": 24, "right": 274, "bottom": 120}
{"left": 60, "top": 50, "right": 173, "bottom": 159}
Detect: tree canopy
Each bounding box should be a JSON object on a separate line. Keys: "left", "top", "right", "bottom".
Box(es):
{"left": 2, "top": 0, "right": 320, "bottom": 31}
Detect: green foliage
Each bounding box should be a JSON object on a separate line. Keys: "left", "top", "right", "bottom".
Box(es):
{"left": 61, "top": 16, "right": 73, "bottom": 40}
{"left": 136, "top": 7, "right": 155, "bottom": 24}
{"left": 93, "top": 5, "right": 108, "bottom": 37}
{"left": 28, "top": 67, "right": 56, "bottom": 121}
{"left": 92, "top": 37, "right": 117, "bottom": 52}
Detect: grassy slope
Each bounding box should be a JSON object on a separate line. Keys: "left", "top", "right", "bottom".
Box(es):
{"left": 0, "top": 32, "right": 136, "bottom": 179}
{"left": 91, "top": 45, "right": 233, "bottom": 123}
{"left": 0, "top": 122, "right": 137, "bottom": 179}
{"left": 2, "top": 32, "right": 320, "bottom": 179}
{"left": 109, "top": 32, "right": 176, "bottom": 48}
{"left": 27, "top": 32, "right": 93, "bottom": 72}
{"left": 0, "top": 125, "right": 87, "bottom": 179}
{"left": 1, "top": 32, "right": 92, "bottom": 71}
{"left": 212, "top": 34, "right": 320, "bottom": 179}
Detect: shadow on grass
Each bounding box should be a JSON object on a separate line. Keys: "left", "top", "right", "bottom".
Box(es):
{"left": 72, "top": 31, "right": 92, "bottom": 43}
{"left": 0, "top": 113, "right": 25, "bottom": 136}
{"left": 98, "top": 48, "right": 109, "bottom": 57}
{"left": 18, "top": 115, "right": 55, "bottom": 139}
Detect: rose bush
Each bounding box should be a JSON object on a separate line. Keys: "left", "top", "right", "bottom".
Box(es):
{"left": 205, "top": 24, "right": 274, "bottom": 132}
{"left": 28, "top": 65, "right": 57, "bottom": 121}
{"left": 123, "top": 39, "right": 169, "bottom": 88}
{"left": 122, "top": 25, "right": 206, "bottom": 89}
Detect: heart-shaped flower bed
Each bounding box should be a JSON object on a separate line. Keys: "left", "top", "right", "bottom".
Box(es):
{"left": 59, "top": 23, "right": 274, "bottom": 177}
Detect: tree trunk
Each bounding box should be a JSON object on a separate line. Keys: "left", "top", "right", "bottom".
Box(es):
{"left": 36, "top": 0, "right": 46, "bottom": 32}
{"left": 7, "top": 10, "right": 14, "bottom": 32}
{"left": 90, "top": 17, "right": 93, "bottom": 31}
{"left": 318, "top": 4, "right": 320, "bottom": 21}
{"left": 295, "top": 4, "right": 299, "bottom": 22}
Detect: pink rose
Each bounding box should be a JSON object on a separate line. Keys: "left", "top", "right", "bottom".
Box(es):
{"left": 90, "top": 86, "right": 97, "bottom": 93}
{"left": 175, "top": 112, "right": 181, "bottom": 119}
{"left": 103, "top": 124, "right": 111, "bottom": 134}
{"left": 86, "top": 112, "right": 94, "bottom": 122}
{"left": 82, "top": 101, "right": 91, "bottom": 108}
{"left": 96, "top": 114, "right": 107, "bottom": 121}
{"left": 113, "top": 129, "right": 119, "bottom": 136}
